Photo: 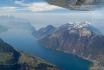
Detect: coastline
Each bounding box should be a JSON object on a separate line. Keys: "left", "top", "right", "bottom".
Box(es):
{"left": 40, "top": 46, "right": 93, "bottom": 69}
{"left": 56, "top": 49, "right": 103, "bottom": 70}
{"left": 16, "top": 46, "right": 101, "bottom": 70}
{"left": 44, "top": 47, "right": 99, "bottom": 70}
{"left": 16, "top": 49, "right": 60, "bottom": 69}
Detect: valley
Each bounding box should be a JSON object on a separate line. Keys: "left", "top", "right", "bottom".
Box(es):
{"left": 0, "top": 16, "right": 103, "bottom": 70}
{"left": 0, "top": 16, "right": 92, "bottom": 70}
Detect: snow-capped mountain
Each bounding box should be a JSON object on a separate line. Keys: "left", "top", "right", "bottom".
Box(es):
{"left": 60, "top": 21, "right": 91, "bottom": 29}
{"left": 38, "top": 21, "right": 104, "bottom": 68}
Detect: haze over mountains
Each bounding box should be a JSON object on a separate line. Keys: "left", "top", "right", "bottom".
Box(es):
{"left": 0, "top": 16, "right": 34, "bottom": 30}
{"left": 0, "top": 16, "right": 61, "bottom": 70}
{"left": 0, "top": 15, "right": 104, "bottom": 70}
{"left": 0, "top": 0, "right": 103, "bottom": 70}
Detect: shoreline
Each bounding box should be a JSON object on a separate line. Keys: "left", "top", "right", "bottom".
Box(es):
{"left": 16, "top": 49, "right": 59, "bottom": 68}
{"left": 16, "top": 46, "right": 101, "bottom": 70}
{"left": 55, "top": 49, "right": 102, "bottom": 70}
{"left": 45, "top": 47, "right": 99, "bottom": 70}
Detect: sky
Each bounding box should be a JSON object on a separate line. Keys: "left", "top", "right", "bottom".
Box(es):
{"left": 0, "top": 0, "right": 104, "bottom": 29}
{"left": 0, "top": 0, "right": 66, "bottom": 12}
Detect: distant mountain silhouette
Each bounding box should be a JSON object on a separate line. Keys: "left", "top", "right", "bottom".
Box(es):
{"left": 33, "top": 25, "right": 56, "bottom": 39}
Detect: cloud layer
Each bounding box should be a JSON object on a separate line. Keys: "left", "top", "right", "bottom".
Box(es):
{"left": 28, "top": 3, "right": 61, "bottom": 12}
{"left": 0, "top": 0, "right": 62, "bottom": 12}
{"left": 0, "top": 0, "right": 103, "bottom": 13}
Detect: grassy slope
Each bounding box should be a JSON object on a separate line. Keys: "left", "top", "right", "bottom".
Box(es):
{"left": 18, "top": 53, "right": 60, "bottom": 70}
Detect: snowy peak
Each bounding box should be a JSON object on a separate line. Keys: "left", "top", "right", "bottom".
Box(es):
{"left": 58, "top": 21, "right": 101, "bottom": 38}
{"left": 68, "top": 21, "right": 91, "bottom": 29}
{"left": 74, "top": 21, "right": 91, "bottom": 28}
{"left": 34, "top": 21, "right": 101, "bottom": 39}
{"left": 59, "top": 21, "right": 91, "bottom": 32}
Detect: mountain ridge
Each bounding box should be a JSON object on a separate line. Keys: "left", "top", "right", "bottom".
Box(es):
{"left": 37, "top": 21, "right": 104, "bottom": 70}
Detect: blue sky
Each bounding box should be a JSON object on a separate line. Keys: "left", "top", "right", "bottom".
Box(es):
{"left": 0, "top": 0, "right": 44, "bottom": 6}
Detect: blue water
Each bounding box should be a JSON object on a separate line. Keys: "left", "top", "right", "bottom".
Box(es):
{"left": 0, "top": 28, "right": 91, "bottom": 70}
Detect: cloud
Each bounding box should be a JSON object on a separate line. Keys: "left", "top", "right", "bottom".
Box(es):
{"left": 27, "top": 3, "right": 61, "bottom": 12}
{"left": 0, "top": 7, "right": 17, "bottom": 12}
{"left": 2, "top": 0, "right": 104, "bottom": 13}
{"left": 14, "top": 0, "right": 62, "bottom": 12}
{"left": 14, "top": 0, "right": 29, "bottom": 6}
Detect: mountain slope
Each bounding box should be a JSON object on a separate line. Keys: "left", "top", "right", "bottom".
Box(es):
{"left": 0, "top": 39, "right": 20, "bottom": 64}
{"left": 39, "top": 21, "right": 104, "bottom": 69}
{"left": 33, "top": 25, "right": 56, "bottom": 39}
{"left": 0, "top": 39, "right": 60, "bottom": 70}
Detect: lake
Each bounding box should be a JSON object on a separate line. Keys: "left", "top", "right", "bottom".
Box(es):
{"left": 0, "top": 27, "right": 91, "bottom": 70}
{"left": 0, "top": 25, "right": 8, "bottom": 33}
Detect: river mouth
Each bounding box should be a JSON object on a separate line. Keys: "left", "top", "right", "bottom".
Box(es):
{"left": 0, "top": 27, "right": 92, "bottom": 70}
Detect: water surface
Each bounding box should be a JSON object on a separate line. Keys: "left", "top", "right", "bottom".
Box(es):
{"left": 0, "top": 27, "right": 91, "bottom": 70}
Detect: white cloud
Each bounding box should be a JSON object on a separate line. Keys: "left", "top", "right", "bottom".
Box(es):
{"left": 14, "top": 0, "right": 29, "bottom": 6}
{"left": 14, "top": 0, "right": 61, "bottom": 12}
{"left": 27, "top": 3, "right": 61, "bottom": 12}
{"left": 0, "top": 7, "right": 17, "bottom": 12}
{"left": 0, "top": 1, "right": 61, "bottom": 13}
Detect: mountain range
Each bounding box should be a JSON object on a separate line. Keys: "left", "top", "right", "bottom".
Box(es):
{"left": 34, "top": 21, "right": 104, "bottom": 70}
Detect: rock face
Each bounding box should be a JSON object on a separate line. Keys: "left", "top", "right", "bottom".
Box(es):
{"left": 39, "top": 21, "right": 104, "bottom": 67}
{"left": 33, "top": 25, "right": 56, "bottom": 39}
{"left": 0, "top": 39, "right": 60, "bottom": 70}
